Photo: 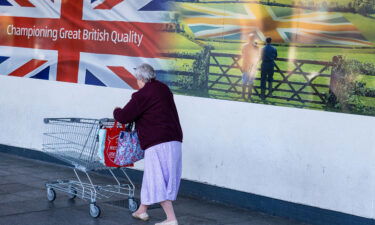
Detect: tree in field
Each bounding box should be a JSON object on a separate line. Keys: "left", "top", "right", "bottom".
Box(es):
{"left": 321, "top": 1, "right": 328, "bottom": 9}
{"left": 357, "top": 3, "right": 368, "bottom": 15}
{"left": 350, "top": 0, "right": 375, "bottom": 15}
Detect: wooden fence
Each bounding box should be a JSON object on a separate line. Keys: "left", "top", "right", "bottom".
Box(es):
{"left": 208, "top": 52, "right": 334, "bottom": 105}
{"left": 161, "top": 51, "right": 375, "bottom": 110}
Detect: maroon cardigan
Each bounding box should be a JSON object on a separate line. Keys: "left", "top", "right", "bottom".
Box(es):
{"left": 113, "top": 79, "right": 183, "bottom": 150}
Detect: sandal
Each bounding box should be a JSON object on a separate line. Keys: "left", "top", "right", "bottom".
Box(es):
{"left": 155, "top": 220, "right": 178, "bottom": 225}
{"left": 132, "top": 212, "right": 150, "bottom": 221}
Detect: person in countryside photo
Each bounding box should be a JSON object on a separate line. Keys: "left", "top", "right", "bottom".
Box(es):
{"left": 260, "top": 37, "right": 278, "bottom": 100}
{"left": 241, "top": 33, "right": 260, "bottom": 100}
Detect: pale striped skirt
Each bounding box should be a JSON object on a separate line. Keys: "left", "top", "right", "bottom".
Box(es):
{"left": 140, "top": 141, "right": 182, "bottom": 205}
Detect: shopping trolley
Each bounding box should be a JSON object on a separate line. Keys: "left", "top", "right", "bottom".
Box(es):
{"left": 42, "top": 118, "right": 138, "bottom": 218}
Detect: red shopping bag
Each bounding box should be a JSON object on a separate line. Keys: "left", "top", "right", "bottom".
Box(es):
{"left": 104, "top": 121, "right": 133, "bottom": 167}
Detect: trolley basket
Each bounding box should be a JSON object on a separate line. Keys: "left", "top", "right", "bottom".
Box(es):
{"left": 42, "top": 118, "right": 138, "bottom": 218}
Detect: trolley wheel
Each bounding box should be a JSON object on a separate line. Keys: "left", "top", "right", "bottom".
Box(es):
{"left": 47, "top": 188, "right": 56, "bottom": 202}
{"left": 128, "top": 198, "right": 138, "bottom": 212}
{"left": 89, "top": 203, "right": 101, "bottom": 218}
{"left": 68, "top": 187, "right": 77, "bottom": 199}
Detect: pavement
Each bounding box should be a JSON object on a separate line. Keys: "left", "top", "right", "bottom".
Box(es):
{"left": 0, "top": 152, "right": 311, "bottom": 225}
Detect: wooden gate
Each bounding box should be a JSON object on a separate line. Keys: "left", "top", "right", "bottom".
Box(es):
{"left": 208, "top": 52, "right": 335, "bottom": 107}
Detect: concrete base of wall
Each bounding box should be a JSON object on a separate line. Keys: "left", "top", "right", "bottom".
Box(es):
{"left": 1, "top": 144, "right": 373, "bottom": 225}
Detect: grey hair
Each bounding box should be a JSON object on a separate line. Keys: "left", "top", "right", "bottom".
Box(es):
{"left": 134, "top": 63, "right": 156, "bottom": 82}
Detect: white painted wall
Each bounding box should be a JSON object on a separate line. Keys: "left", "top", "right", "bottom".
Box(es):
{"left": 1, "top": 75, "right": 374, "bottom": 219}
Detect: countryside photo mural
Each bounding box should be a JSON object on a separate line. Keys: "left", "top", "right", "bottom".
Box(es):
{"left": 0, "top": 0, "right": 374, "bottom": 116}
{"left": 162, "top": 0, "right": 375, "bottom": 116}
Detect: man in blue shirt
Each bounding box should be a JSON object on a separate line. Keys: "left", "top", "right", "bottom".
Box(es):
{"left": 260, "top": 37, "right": 278, "bottom": 99}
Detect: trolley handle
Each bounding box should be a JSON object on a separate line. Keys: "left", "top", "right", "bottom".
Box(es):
{"left": 99, "top": 118, "right": 134, "bottom": 131}
{"left": 99, "top": 118, "right": 115, "bottom": 123}
{"left": 43, "top": 117, "right": 120, "bottom": 126}
{"left": 44, "top": 118, "right": 84, "bottom": 124}
{"left": 99, "top": 118, "right": 116, "bottom": 129}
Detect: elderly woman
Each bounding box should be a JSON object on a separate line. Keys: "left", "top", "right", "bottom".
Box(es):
{"left": 113, "top": 63, "right": 183, "bottom": 225}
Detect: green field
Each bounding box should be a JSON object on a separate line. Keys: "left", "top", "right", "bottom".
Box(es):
{"left": 206, "top": 41, "right": 375, "bottom": 63}
{"left": 344, "top": 13, "right": 375, "bottom": 43}
{"left": 199, "top": 0, "right": 355, "bottom": 6}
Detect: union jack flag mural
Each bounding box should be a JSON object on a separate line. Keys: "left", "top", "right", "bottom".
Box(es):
{"left": 0, "top": 0, "right": 171, "bottom": 89}
{"left": 180, "top": 3, "right": 373, "bottom": 46}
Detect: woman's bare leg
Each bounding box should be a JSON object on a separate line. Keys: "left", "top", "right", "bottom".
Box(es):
{"left": 160, "top": 200, "right": 177, "bottom": 221}
{"left": 134, "top": 204, "right": 149, "bottom": 215}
